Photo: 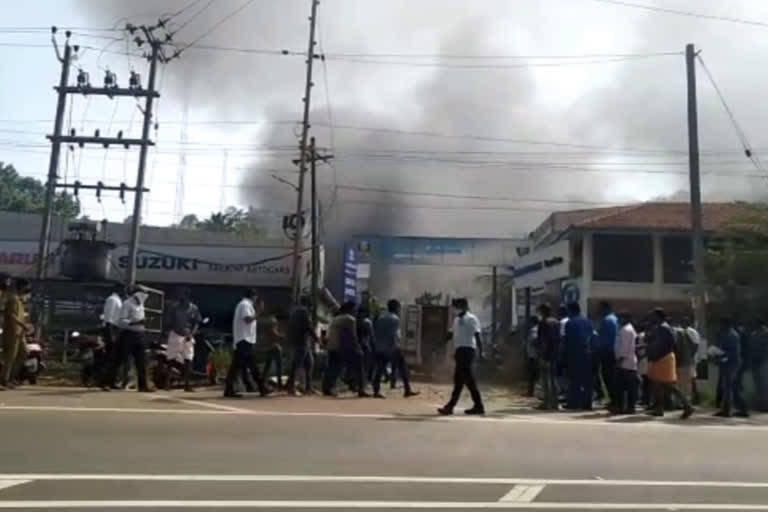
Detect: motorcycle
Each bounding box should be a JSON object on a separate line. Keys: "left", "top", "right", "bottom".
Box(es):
{"left": 152, "top": 317, "right": 211, "bottom": 390}
{"left": 19, "top": 342, "right": 44, "bottom": 385}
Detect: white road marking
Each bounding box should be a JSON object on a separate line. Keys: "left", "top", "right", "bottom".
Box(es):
{"left": 499, "top": 485, "right": 545, "bottom": 502}
{"left": 0, "top": 474, "right": 766, "bottom": 488}
{"left": 0, "top": 406, "right": 227, "bottom": 415}
{"left": 0, "top": 480, "right": 30, "bottom": 492}
{"left": 1, "top": 402, "right": 767, "bottom": 432}
{"left": 0, "top": 500, "right": 767, "bottom": 509}
{"left": 498, "top": 486, "right": 526, "bottom": 502}
{"left": 154, "top": 395, "right": 252, "bottom": 414}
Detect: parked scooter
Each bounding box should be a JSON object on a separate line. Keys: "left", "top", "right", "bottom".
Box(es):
{"left": 18, "top": 342, "right": 44, "bottom": 384}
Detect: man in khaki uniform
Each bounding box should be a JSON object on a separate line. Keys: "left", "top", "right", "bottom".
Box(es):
{"left": 2, "top": 278, "right": 30, "bottom": 389}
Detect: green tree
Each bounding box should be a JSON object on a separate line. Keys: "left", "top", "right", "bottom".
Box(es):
{"left": 176, "top": 214, "right": 199, "bottom": 229}
{"left": 706, "top": 203, "right": 768, "bottom": 321}
{"left": 176, "top": 207, "right": 266, "bottom": 237}
{"left": 0, "top": 162, "right": 80, "bottom": 217}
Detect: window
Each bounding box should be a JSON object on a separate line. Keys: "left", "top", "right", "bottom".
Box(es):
{"left": 593, "top": 234, "right": 653, "bottom": 282}
{"left": 663, "top": 236, "right": 693, "bottom": 284}
{"left": 570, "top": 238, "right": 583, "bottom": 277}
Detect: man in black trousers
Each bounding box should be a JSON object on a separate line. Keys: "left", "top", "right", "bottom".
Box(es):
{"left": 102, "top": 288, "right": 152, "bottom": 393}
{"left": 285, "top": 295, "right": 319, "bottom": 395}
{"left": 224, "top": 289, "right": 268, "bottom": 398}
{"left": 438, "top": 298, "right": 485, "bottom": 415}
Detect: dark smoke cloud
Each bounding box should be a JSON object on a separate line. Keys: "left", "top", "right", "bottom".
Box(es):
{"left": 75, "top": 0, "right": 768, "bottom": 245}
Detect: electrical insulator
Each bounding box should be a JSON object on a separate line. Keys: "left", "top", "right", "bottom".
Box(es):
{"left": 77, "top": 69, "right": 90, "bottom": 88}
{"left": 94, "top": 129, "right": 100, "bottom": 138}
{"left": 73, "top": 181, "right": 81, "bottom": 197}
{"left": 104, "top": 70, "right": 117, "bottom": 89}
{"left": 119, "top": 183, "right": 126, "bottom": 203}
{"left": 117, "top": 130, "right": 123, "bottom": 139}
{"left": 129, "top": 71, "right": 142, "bottom": 90}
{"left": 96, "top": 181, "right": 103, "bottom": 202}
{"left": 70, "top": 128, "right": 76, "bottom": 136}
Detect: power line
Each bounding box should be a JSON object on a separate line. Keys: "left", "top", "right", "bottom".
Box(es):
{"left": 0, "top": 26, "right": 123, "bottom": 33}
{"left": 585, "top": 0, "right": 768, "bottom": 28}
{"left": 173, "top": 0, "right": 257, "bottom": 57}
{"left": 337, "top": 200, "right": 563, "bottom": 213}
{"left": 696, "top": 54, "right": 768, "bottom": 180}
{"left": 170, "top": 0, "right": 218, "bottom": 36}
{"left": 335, "top": 184, "right": 616, "bottom": 205}
{"left": 324, "top": 50, "right": 682, "bottom": 60}
{"left": 325, "top": 52, "right": 682, "bottom": 69}
{"left": 165, "top": 0, "right": 210, "bottom": 22}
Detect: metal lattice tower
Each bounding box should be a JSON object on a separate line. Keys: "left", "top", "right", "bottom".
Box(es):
{"left": 173, "top": 91, "right": 189, "bottom": 223}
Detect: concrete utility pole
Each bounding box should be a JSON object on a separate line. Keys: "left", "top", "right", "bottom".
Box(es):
{"left": 290, "top": 0, "right": 321, "bottom": 303}
{"left": 37, "top": 40, "right": 72, "bottom": 280}
{"left": 491, "top": 266, "right": 498, "bottom": 346}
{"left": 126, "top": 38, "right": 161, "bottom": 288}
{"left": 686, "top": 43, "right": 708, "bottom": 337}
{"left": 308, "top": 137, "right": 333, "bottom": 324}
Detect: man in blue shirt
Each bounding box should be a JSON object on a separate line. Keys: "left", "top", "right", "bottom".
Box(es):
{"left": 564, "top": 302, "right": 593, "bottom": 410}
{"left": 594, "top": 301, "right": 619, "bottom": 408}
{"left": 372, "top": 300, "right": 419, "bottom": 399}
{"left": 715, "top": 316, "right": 748, "bottom": 417}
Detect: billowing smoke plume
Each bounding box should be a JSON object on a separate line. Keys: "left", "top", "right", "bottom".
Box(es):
{"left": 75, "top": 0, "right": 768, "bottom": 292}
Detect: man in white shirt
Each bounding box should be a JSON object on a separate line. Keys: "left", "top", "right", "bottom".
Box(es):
{"left": 614, "top": 313, "right": 639, "bottom": 414}
{"left": 438, "top": 298, "right": 485, "bottom": 416}
{"left": 103, "top": 288, "right": 151, "bottom": 392}
{"left": 98, "top": 285, "right": 123, "bottom": 387}
{"left": 677, "top": 317, "right": 701, "bottom": 402}
{"left": 224, "top": 289, "right": 267, "bottom": 398}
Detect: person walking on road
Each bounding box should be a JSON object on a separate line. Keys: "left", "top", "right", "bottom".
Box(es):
{"left": 104, "top": 288, "right": 152, "bottom": 393}
{"left": 285, "top": 296, "right": 319, "bottom": 396}
{"left": 675, "top": 317, "right": 699, "bottom": 404}
{"left": 357, "top": 307, "right": 376, "bottom": 384}
{"left": 594, "top": 302, "right": 618, "bottom": 407}
{"left": 323, "top": 302, "right": 369, "bottom": 397}
{"left": 563, "top": 302, "right": 593, "bottom": 410}
{"left": 438, "top": 298, "right": 485, "bottom": 416}
{"left": 224, "top": 289, "right": 268, "bottom": 398}
{"left": 614, "top": 313, "right": 638, "bottom": 414}
{"left": 646, "top": 308, "right": 693, "bottom": 419}
{"left": 165, "top": 287, "right": 202, "bottom": 392}
{"left": 525, "top": 316, "right": 540, "bottom": 398}
{"left": 99, "top": 285, "right": 124, "bottom": 388}
{"left": 260, "top": 311, "right": 285, "bottom": 392}
{"left": 714, "top": 316, "right": 749, "bottom": 418}
{"left": 371, "top": 299, "right": 419, "bottom": 399}
{"left": 1, "top": 278, "right": 31, "bottom": 389}
{"left": 536, "top": 303, "right": 561, "bottom": 411}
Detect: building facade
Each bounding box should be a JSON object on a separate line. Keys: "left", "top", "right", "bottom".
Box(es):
{"left": 514, "top": 202, "right": 751, "bottom": 321}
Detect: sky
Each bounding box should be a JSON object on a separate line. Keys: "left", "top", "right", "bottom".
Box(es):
{"left": 3, "top": 0, "right": 768, "bottom": 248}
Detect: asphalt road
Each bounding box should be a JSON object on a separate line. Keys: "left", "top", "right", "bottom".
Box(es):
{"left": 0, "top": 386, "right": 767, "bottom": 510}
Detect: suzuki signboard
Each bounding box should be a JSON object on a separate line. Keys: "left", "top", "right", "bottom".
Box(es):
{"left": 0, "top": 240, "right": 311, "bottom": 288}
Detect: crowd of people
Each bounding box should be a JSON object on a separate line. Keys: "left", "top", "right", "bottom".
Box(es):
{"left": 223, "top": 289, "right": 424, "bottom": 400}
{"left": 0, "top": 275, "right": 488, "bottom": 414}
{"left": 6, "top": 273, "right": 764, "bottom": 421}
{"left": 526, "top": 300, "right": 767, "bottom": 419}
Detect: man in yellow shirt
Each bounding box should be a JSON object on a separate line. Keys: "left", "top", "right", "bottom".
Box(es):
{"left": 1, "top": 278, "right": 31, "bottom": 389}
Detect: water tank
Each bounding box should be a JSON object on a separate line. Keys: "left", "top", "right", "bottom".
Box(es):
{"left": 59, "top": 239, "right": 116, "bottom": 281}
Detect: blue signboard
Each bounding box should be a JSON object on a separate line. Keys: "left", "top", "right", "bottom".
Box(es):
{"left": 562, "top": 282, "right": 580, "bottom": 305}
{"left": 343, "top": 246, "right": 358, "bottom": 302}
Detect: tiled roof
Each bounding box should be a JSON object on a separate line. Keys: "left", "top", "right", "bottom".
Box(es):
{"left": 568, "top": 202, "right": 754, "bottom": 231}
